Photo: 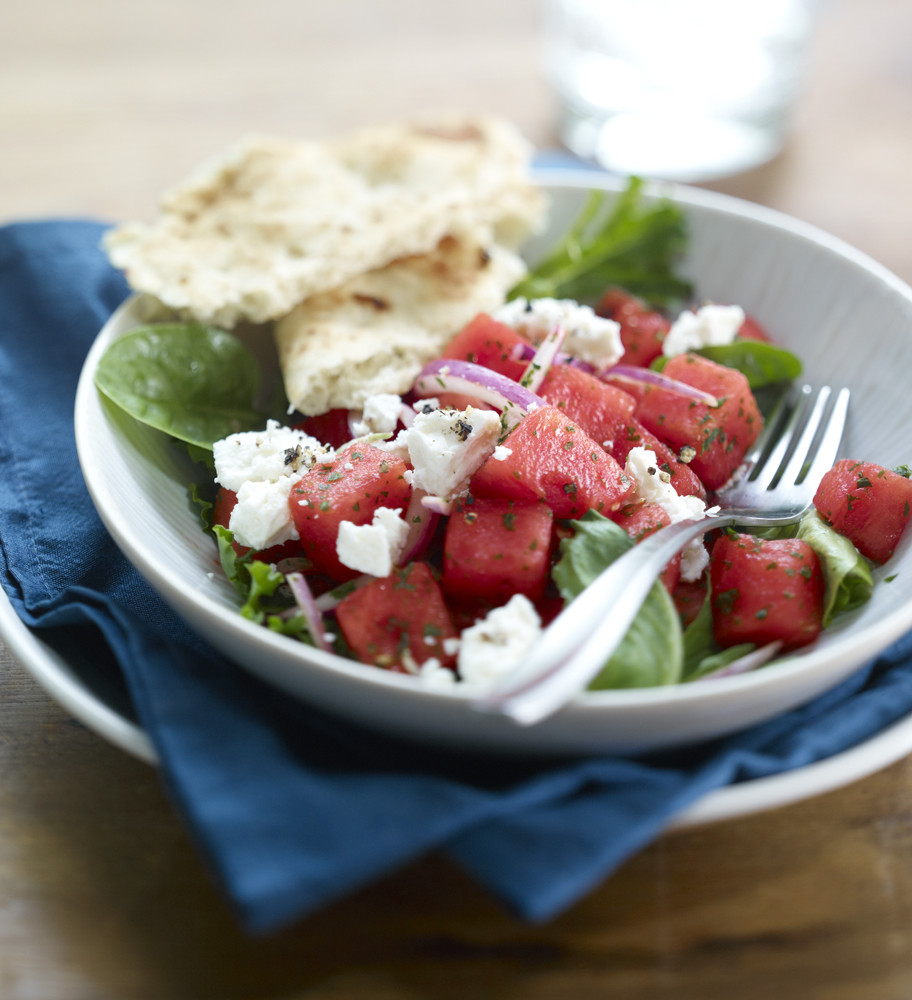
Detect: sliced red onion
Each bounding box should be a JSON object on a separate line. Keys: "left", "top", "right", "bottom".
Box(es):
{"left": 285, "top": 572, "right": 334, "bottom": 652}
{"left": 605, "top": 365, "right": 719, "bottom": 406}
{"left": 398, "top": 402, "right": 417, "bottom": 428}
{"left": 693, "top": 641, "right": 784, "bottom": 682}
{"left": 520, "top": 324, "right": 566, "bottom": 393}
{"left": 399, "top": 488, "right": 440, "bottom": 564}
{"left": 413, "top": 359, "right": 544, "bottom": 431}
{"left": 421, "top": 494, "right": 454, "bottom": 517}
{"left": 510, "top": 341, "right": 597, "bottom": 375}
{"left": 314, "top": 574, "right": 371, "bottom": 612}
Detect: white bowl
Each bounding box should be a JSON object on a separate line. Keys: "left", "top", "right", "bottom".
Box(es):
{"left": 75, "top": 172, "right": 912, "bottom": 756}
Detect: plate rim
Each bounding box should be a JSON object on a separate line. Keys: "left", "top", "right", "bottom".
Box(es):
{"left": 5, "top": 577, "right": 912, "bottom": 828}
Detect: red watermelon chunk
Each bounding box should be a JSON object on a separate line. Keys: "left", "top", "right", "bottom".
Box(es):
{"left": 441, "top": 312, "right": 530, "bottom": 382}
{"left": 538, "top": 364, "right": 637, "bottom": 450}
{"left": 813, "top": 459, "right": 912, "bottom": 564}
{"left": 289, "top": 444, "right": 411, "bottom": 582}
{"left": 335, "top": 562, "right": 459, "bottom": 672}
{"left": 613, "top": 501, "right": 681, "bottom": 592}
{"left": 470, "top": 405, "right": 635, "bottom": 519}
{"left": 635, "top": 353, "right": 762, "bottom": 490}
{"left": 596, "top": 287, "right": 671, "bottom": 368}
{"left": 442, "top": 497, "right": 554, "bottom": 604}
{"left": 710, "top": 533, "right": 824, "bottom": 649}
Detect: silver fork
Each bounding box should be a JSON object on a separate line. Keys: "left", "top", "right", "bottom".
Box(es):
{"left": 472, "top": 383, "right": 851, "bottom": 726}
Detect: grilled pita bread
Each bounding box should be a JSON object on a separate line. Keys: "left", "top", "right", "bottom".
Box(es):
{"left": 104, "top": 115, "right": 544, "bottom": 328}
{"left": 275, "top": 228, "right": 525, "bottom": 415}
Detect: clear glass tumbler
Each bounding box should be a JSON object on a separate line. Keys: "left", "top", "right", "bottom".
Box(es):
{"left": 541, "top": 0, "right": 815, "bottom": 181}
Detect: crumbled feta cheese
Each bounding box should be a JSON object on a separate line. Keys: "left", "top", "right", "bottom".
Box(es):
{"left": 412, "top": 397, "right": 440, "bottom": 413}
{"left": 229, "top": 475, "right": 299, "bottom": 551}
{"left": 457, "top": 595, "right": 542, "bottom": 687}
{"left": 625, "top": 446, "right": 709, "bottom": 581}
{"left": 416, "top": 658, "right": 458, "bottom": 688}
{"left": 406, "top": 405, "right": 501, "bottom": 498}
{"left": 374, "top": 428, "right": 412, "bottom": 464}
{"left": 213, "top": 419, "right": 332, "bottom": 492}
{"left": 335, "top": 507, "right": 409, "bottom": 578}
{"left": 494, "top": 296, "right": 623, "bottom": 370}
{"left": 493, "top": 445, "right": 513, "bottom": 461}
{"left": 351, "top": 393, "right": 402, "bottom": 437}
{"left": 662, "top": 303, "right": 745, "bottom": 357}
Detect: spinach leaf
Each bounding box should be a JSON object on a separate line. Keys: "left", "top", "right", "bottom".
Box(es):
{"left": 796, "top": 510, "right": 874, "bottom": 625}
{"left": 552, "top": 511, "right": 683, "bottom": 689}
{"left": 509, "top": 178, "right": 692, "bottom": 309}
{"left": 95, "top": 323, "right": 265, "bottom": 450}
{"left": 652, "top": 339, "right": 802, "bottom": 389}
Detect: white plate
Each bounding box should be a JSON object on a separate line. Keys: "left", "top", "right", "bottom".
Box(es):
{"left": 74, "top": 173, "right": 912, "bottom": 756}
{"left": 5, "top": 579, "right": 912, "bottom": 829}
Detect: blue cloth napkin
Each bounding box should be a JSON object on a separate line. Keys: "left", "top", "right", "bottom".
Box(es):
{"left": 3, "top": 219, "right": 912, "bottom": 934}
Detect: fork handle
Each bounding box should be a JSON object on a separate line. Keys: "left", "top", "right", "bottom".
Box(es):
{"left": 472, "top": 513, "right": 736, "bottom": 725}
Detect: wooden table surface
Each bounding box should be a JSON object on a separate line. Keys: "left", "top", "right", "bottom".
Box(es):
{"left": 3, "top": 1, "right": 912, "bottom": 997}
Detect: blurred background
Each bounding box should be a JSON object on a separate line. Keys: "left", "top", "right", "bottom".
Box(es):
{"left": 1, "top": 0, "right": 910, "bottom": 282}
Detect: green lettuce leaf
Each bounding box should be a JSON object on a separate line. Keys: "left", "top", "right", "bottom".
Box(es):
{"left": 796, "top": 510, "right": 874, "bottom": 625}
{"left": 680, "top": 594, "right": 757, "bottom": 682}
{"left": 95, "top": 323, "right": 265, "bottom": 450}
{"left": 213, "top": 524, "right": 295, "bottom": 626}
{"left": 552, "top": 511, "right": 683, "bottom": 689}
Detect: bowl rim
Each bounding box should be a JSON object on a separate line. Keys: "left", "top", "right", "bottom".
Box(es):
{"left": 75, "top": 171, "right": 912, "bottom": 719}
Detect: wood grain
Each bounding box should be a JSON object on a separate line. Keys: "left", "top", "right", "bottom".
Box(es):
{"left": 2, "top": 0, "right": 912, "bottom": 996}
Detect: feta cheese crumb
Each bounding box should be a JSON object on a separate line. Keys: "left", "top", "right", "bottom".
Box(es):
{"left": 457, "top": 595, "right": 542, "bottom": 687}
{"left": 213, "top": 419, "right": 332, "bottom": 492}
{"left": 229, "top": 475, "right": 299, "bottom": 551}
{"left": 351, "top": 393, "right": 402, "bottom": 437}
{"left": 417, "top": 658, "right": 458, "bottom": 688}
{"left": 493, "top": 445, "right": 513, "bottom": 461}
{"left": 406, "top": 406, "right": 501, "bottom": 498}
{"left": 374, "top": 428, "right": 411, "bottom": 464}
{"left": 335, "top": 507, "right": 409, "bottom": 578}
{"left": 494, "top": 296, "right": 623, "bottom": 370}
{"left": 662, "top": 303, "right": 745, "bottom": 357}
{"left": 625, "top": 446, "right": 709, "bottom": 581}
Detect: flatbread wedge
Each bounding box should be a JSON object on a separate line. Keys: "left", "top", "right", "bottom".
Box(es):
{"left": 275, "top": 228, "right": 526, "bottom": 415}
{"left": 103, "top": 115, "right": 544, "bottom": 328}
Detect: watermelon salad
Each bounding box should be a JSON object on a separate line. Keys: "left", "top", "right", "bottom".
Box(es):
{"left": 95, "top": 183, "right": 912, "bottom": 692}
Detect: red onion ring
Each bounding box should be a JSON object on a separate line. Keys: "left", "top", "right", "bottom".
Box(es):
{"left": 520, "top": 325, "right": 566, "bottom": 393}
{"left": 399, "top": 489, "right": 440, "bottom": 564}
{"left": 413, "top": 359, "right": 544, "bottom": 431}
{"left": 510, "top": 342, "right": 597, "bottom": 375}
{"left": 605, "top": 365, "right": 720, "bottom": 406}
{"left": 314, "top": 575, "right": 371, "bottom": 612}
{"left": 420, "top": 495, "right": 454, "bottom": 517}
{"left": 398, "top": 403, "right": 417, "bottom": 429}
{"left": 693, "top": 641, "right": 784, "bottom": 682}
{"left": 285, "top": 572, "right": 334, "bottom": 652}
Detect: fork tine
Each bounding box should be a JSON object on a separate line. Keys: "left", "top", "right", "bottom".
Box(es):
{"left": 776, "top": 385, "right": 833, "bottom": 487}
{"left": 750, "top": 384, "right": 814, "bottom": 491}
{"left": 738, "top": 383, "right": 797, "bottom": 472}
{"left": 796, "top": 386, "right": 850, "bottom": 486}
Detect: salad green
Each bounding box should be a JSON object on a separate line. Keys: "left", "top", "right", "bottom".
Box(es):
{"left": 94, "top": 323, "right": 266, "bottom": 450}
